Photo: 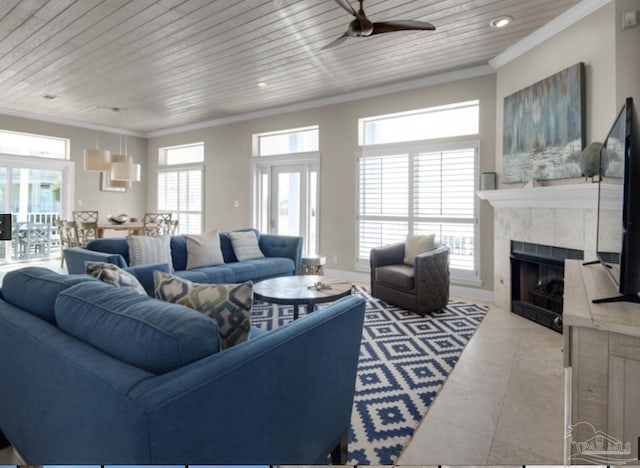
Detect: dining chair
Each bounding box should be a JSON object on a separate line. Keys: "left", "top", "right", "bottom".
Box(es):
{"left": 72, "top": 211, "right": 98, "bottom": 244}
{"left": 143, "top": 213, "right": 172, "bottom": 236}
{"left": 57, "top": 220, "right": 82, "bottom": 268}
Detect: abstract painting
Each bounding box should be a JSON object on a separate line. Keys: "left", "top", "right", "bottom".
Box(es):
{"left": 503, "top": 62, "right": 585, "bottom": 183}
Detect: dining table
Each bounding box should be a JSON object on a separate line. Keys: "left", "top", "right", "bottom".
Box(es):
{"left": 96, "top": 221, "right": 144, "bottom": 238}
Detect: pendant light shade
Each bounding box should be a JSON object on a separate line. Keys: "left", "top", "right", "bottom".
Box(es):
{"left": 108, "top": 154, "right": 133, "bottom": 188}
{"left": 111, "top": 158, "right": 141, "bottom": 182}
{"left": 84, "top": 148, "right": 111, "bottom": 172}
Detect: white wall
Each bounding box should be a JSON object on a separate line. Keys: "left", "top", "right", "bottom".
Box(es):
{"left": 147, "top": 74, "right": 497, "bottom": 292}
{"left": 0, "top": 114, "right": 147, "bottom": 222}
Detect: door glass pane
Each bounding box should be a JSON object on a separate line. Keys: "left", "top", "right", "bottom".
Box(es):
{"left": 277, "top": 172, "right": 300, "bottom": 236}
{"left": 11, "top": 167, "right": 61, "bottom": 261}
{"left": 309, "top": 171, "right": 317, "bottom": 255}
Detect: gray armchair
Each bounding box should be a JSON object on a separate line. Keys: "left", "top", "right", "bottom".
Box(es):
{"left": 370, "top": 242, "right": 450, "bottom": 314}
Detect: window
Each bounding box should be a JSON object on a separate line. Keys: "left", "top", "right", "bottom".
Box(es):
{"left": 360, "top": 100, "right": 479, "bottom": 145}
{"left": 0, "top": 129, "right": 68, "bottom": 159}
{"left": 252, "top": 127, "right": 319, "bottom": 255}
{"left": 357, "top": 102, "right": 480, "bottom": 285}
{"left": 254, "top": 126, "right": 318, "bottom": 156}
{"left": 158, "top": 143, "right": 204, "bottom": 234}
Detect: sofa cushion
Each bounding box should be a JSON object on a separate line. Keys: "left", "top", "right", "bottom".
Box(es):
{"left": 124, "top": 262, "right": 172, "bottom": 296}
{"left": 376, "top": 264, "right": 415, "bottom": 290}
{"left": 86, "top": 261, "right": 147, "bottom": 295}
{"left": 227, "top": 257, "right": 294, "bottom": 281}
{"left": 55, "top": 281, "right": 221, "bottom": 374}
{"left": 404, "top": 233, "right": 436, "bottom": 266}
{"left": 86, "top": 238, "right": 130, "bottom": 265}
{"left": 229, "top": 230, "right": 265, "bottom": 261}
{"left": 196, "top": 265, "right": 237, "bottom": 284}
{"left": 154, "top": 271, "right": 253, "bottom": 349}
{"left": 128, "top": 234, "right": 172, "bottom": 267}
{"left": 1, "top": 267, "right": 96, "bottom": 324}
{"left": 185, "top": 229, "right": 224, "bottom": 269}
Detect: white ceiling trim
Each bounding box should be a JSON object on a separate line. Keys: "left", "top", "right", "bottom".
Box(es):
{"left": 0, "top": 107, "right": 146, "bottom": 138}
{"left": 146, "top": 65, "right": 495, "bottom": 138}
{"left": 489, "top": 0, "right": 613, "bottom": 69}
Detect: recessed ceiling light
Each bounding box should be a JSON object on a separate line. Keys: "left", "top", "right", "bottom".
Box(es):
{"left": 490, "top": 15, "right": 513, "bottom": 28}
{"left": 42, "top": 94, "right": 57, "bottom": 100}
{"left": 257, "top": 81, "right": 269, "bottom": 89}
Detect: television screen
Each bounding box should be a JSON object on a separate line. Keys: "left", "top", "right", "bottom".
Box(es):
{"left": 595, "top": 97, "right": 640, "bottom": 300}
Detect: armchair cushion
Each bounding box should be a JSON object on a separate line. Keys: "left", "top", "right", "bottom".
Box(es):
{"left": 375, "top": 264, "right": 415, "bottom": 290}
{"left": 404, "top": 233, "right": 435, "bottom": 266}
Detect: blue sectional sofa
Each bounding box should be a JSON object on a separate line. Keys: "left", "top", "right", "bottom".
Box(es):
{"left": 0, "top": 267, "right": 365, "bottom": 463}
{"left": 64, "top": 230, "right": 303, "bottom": 288}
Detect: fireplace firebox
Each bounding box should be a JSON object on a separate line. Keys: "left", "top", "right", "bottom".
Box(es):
{"left": 510, "top": 241, "right": 584, "bottom": 333}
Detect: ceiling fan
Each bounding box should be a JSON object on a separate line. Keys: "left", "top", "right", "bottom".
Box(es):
{"left": 323, "top": 0, "right": 436, "bottom": 49}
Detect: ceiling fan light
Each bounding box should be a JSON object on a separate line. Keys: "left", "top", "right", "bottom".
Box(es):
{"left": 111, "top": 161, "right": 141, "bottom": 182}
{"left": 84, "top": 148, "right": 111, "bottom": 172}
{"left": 490, "top": 15, "right": 513, "bottom": 28}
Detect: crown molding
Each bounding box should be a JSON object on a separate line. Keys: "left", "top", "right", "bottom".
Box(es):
{"left": 146, "top": 65, "right": 495, "bottom": 138}
{"left": 489, "top": 0, "right": 613, "bottom": 70}
{"left": 0, "top": 107, "right": 146, "bottom": 138}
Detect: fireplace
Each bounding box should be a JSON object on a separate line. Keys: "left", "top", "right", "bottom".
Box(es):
{"left": 510, "top": 241, "right": 584, "bottom": 333}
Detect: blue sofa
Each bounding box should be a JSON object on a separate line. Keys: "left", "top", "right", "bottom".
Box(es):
{"left": 0, "top": 267, "right": 365, "bottom": 463}
{"left": 64, "top": 230, "right": 303, "bottom": 288}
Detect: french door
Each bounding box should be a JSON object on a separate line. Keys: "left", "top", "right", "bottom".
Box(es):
{"left": 0, "top": 155, "right": 74, "bottom": 263}
{"left": 253, "top": 155, "right": 318, "bottom": 255}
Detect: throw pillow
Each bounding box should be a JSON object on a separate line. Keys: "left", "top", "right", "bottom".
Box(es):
{"left": 128, "top": 234, "right": 172, "bottom": 267}
{"left": 404, "top": 233, "right": 436, "bottom": 266}
{"left": 229, "top": 230, "right": 264, "bottom": 261}
{"left": 184, "top": 229, "right": 224, "bottom": 270}
{"left": 85, "top": 261, "right": 147, "bottom": 295}
{"left": 154, "top": 271, "right": 253, "bottom": 349}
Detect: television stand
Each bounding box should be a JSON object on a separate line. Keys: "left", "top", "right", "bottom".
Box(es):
{"left": 592, "top": 294, "right": 640, "bottom": 304}
{"left": 564, "top": 260, "right": 640, "bottom": 464}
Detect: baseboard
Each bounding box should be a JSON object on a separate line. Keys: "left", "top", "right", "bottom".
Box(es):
{"left": 325, "top": 268, "right": 495, "bottom": 304}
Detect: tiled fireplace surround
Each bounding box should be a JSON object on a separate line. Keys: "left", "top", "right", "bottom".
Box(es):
{"left": 479, "top": 183, "right": 620, "bottom": 311}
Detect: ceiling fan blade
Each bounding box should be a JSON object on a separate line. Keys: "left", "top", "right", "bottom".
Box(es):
{"left": 321, "top": 32, "right": 351, "bottom": 50}
{"left": 372, "top": 20, "right": 436, "bottom": 35}
{"left": 333, "top": 0, "right": 358, "bottom": 17}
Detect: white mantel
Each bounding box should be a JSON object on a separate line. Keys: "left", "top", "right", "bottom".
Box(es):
{"left": 482, "top": 182, "right": 620, "bottom": 310}
{"left": 477, "top": 182, "right": 620, "bottom": 209}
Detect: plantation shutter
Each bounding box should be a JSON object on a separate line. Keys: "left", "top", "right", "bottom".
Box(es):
{"left": 358, "top": 153, "right": 409, "bottom": 260}
{"left": 158, "top": 168, "right": 203, "bottom": 234}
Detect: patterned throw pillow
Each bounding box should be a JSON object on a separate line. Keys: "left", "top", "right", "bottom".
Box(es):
{"left": 153, "top": 271, "right": 253, "bottom": 349}
{"left": 128, "top": 234, "right": 173, "bottom": 267}
{"left": 85, "top": 261, "right": 147, "bottom": 295}
{"left": 229, "top": 230, "right": 264, "bottom": 261}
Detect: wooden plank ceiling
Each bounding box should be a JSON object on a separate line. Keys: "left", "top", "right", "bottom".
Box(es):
{"left": 0, "top": 0, "right": 582, "bottom": 133}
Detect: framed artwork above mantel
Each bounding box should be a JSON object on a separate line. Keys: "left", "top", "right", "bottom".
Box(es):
{"left": 502, "top": 62, "right": 586, "bottom": 183}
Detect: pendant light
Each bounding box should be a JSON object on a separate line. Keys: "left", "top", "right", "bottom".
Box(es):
{"left": 110, "top": 108, "right": 141, "bottom": 182}
{"left": 84, "top": 106, "right": 111, "bottom": 171}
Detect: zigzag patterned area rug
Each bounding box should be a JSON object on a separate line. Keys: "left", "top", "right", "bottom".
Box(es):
{"left": 251, "top": 286, "right": 488, "bottom": 464}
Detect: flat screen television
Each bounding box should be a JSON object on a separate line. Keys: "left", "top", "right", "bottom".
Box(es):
{"left": 594, "top": 97, "right": 640, "bottom": 303}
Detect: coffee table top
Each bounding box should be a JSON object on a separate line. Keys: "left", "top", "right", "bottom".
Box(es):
{"left": 253, "top": 275, "right": 353, "bottom": 305}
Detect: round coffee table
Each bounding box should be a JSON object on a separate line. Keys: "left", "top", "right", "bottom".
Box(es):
{"left": 253, "top": 275, "right": 353, "bottom": 320}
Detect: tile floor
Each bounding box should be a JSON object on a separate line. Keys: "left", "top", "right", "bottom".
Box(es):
{"left": 0, "top": 261, "right": 564, "bottom": 465}
{"left": 397, "top": 299, "right": 564, "bottom": 465}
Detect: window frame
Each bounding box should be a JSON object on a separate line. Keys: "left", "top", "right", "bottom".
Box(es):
{"left": 356, "top": 138, "right": 480, "bottom": 286}
{"left": 252, "top": 125, "right": 319, "bottom": 157}
{"left": 157, "top": 142, "right": 205, "bottom": 234}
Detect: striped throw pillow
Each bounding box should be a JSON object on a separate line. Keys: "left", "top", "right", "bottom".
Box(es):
{"left": 229, "top": 230, "right": 264, "bottom": 261}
